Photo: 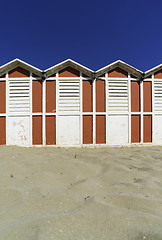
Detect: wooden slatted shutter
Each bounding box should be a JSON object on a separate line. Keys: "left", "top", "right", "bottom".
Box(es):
{"left": 108, "top": 79, "right": 128, "bottom": 112}
{"left": 9, "top": 79, "right": 30, "bottom": 114}
{"left": 58, "top": 79, "right": 80, "bottom": 113}
{"left": 154, "top": 80, "right": 162, "bottom": 112}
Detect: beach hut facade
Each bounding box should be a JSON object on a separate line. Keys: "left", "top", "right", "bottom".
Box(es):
{"left": 0, "top": 58, "right": 161, "bottom": 146}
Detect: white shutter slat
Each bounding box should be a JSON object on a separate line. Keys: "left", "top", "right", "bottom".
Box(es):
{"left": 154, "top": 80, "right": 162, "bottom": 111}
{"left": 108, "top": 79, "right": 128, "bottom": 112}
{"left": 58, "top": 79, "right": 80, "bottom": 113}
{"left": 9, "top": 79, "right": 30, "bottom": 115}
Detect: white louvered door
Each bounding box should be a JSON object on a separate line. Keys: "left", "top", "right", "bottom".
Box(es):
{"left": 107, "top": 78, "right": 129, "bottom": 144}
{"left": 7, "top": 79, "right": 31, "bottom": 146}
{"left": 57, "top": 79, "right": 80, "bottom": 145}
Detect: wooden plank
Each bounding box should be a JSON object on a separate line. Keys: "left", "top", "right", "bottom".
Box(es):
{"left": 9, "top": 67, "right": 30, "bottom": 77}
{"left": 143, "top": 115, "right": 152, "bottom": 143}
{"left": 59, "top": 67, "right": 80, "bottom": 77}
{"left": 96, "top": 115, "right": 106, "bottom": 144}
{"left": 143, "top": 81, "right": 152, "bottom": 112}
{"left": 32, "top": 80, "right": 42, "bottom": 113}
{"left": 108, "top": 67, "right": 128, "bottom": 78}
{"left": 46, "top": 116, "right": 56, "bottom": 145}
{"left": 96, "top": 80, "right": 105, "bottom": 112}
{"left": 131, "top": 81, "right": 140, "bottom": 112}
{"left": 154, "top": 69, "right": 162, "bottom": 79}
{"left": 131, "top": 115, "right": 140, "bottom": 143}
{"left": 0, "top": 81, "right": 6, "bottom": 113}
{"left": 32, "top": 116, "right": 42, "bottom": 144}
{"left": 83, "top": 115, "right": 93, "bottom": 144}
{"left": 83, "top": 80, "right": 92, "bottom": 112}
{"left": 0, "top": 117, "right": 6, "bottom": 144}
{"left": 46, "top": 80, "right": 56, "bottom": 113}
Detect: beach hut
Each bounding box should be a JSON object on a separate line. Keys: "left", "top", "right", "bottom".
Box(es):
{"left": 96, "top": 60, "right": 143, "bottom": 145}
{"left": 0, "top": 59, "right": 42, "bottom": 146}
{"left": 45, "top": 59, "right": 94, "bottom": 146}
{"left": 0, "top": 58, "right": 162, "bottom": 146}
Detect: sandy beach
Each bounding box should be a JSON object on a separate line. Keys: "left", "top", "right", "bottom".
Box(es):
{"left": 0, "top": 146, "right": 162, "bottom": 240}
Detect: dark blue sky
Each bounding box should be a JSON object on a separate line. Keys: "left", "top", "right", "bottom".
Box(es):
{"left": 0, "top": 0, "right": 162, "bottom": 72}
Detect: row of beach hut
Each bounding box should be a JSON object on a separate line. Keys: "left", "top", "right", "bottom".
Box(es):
{"left": 0, "top": 58, "right": 162, "bottom": 146}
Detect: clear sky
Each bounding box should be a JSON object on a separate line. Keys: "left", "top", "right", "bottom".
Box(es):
{"left": 0, "top": 0, "right": 162, "bottom": 72}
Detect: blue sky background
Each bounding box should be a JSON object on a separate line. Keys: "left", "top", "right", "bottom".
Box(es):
{"left": 0, "top": 0, "right": 162, "bottom": 72}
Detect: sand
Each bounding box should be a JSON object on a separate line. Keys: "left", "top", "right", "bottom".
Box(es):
{"left": 0, "top": 146, "right": 162, "bottom": 240}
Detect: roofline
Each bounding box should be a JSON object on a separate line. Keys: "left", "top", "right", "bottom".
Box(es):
{"left": 3, "top": 58, "right": 162, "bottom": 79}
{"left": 96, "top": 60, "right": 120, "bottom": 73}
{"left": 0, "top": 58, "right": 42, "bottom": 72}
{"left": 96, "top": 60, "right": 143, "bottom": 77}
{"left": 145, "top": 63, "right": 162, "bottom": 76}
{"left": 45, "top": 58, "right": 94, "bottom": 73}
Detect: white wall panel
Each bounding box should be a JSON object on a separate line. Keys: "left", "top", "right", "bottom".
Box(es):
{"left": 107, "top": 115, "right": 129, "bottom": 145}
{"left": 154, "top": 115, "right": 162, "bottom": 144}
{"left": 8, "top": 116, "right": 30, "bottom": 146}
{"left": 58, "top": 116, "right": 80, "bottom": 145}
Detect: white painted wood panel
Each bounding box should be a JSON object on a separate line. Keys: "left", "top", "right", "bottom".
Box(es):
{"left": 107, "top": 115, "right": 129, "bottom": 144}
{"left": 8, "top": 116, "right": 30, "bottom": 146}
{"left": 57, "top": 116, "right": 80, "bottom": 145}
{"left": 154, "top": 115, "right": 162, "bottom": 145}
{"left": 108, "top": 79, "right": 128, "bottom": 112}
{"left": 154, "top": 80, "right": 162, "bottom": 112}
{"left": 58, "top": 79, "right": 80, "bottom": 113}
{"left": 8, "top": 79, "right": 30, "bottom": 115}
